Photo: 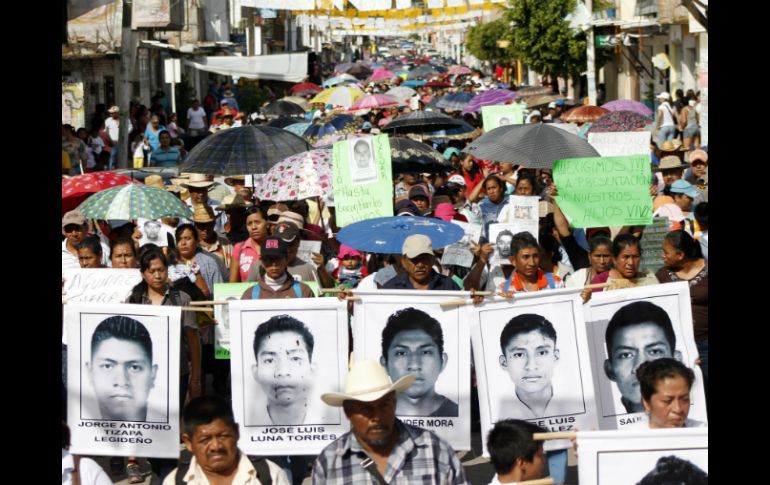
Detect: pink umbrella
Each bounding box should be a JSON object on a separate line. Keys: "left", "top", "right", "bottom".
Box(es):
{"left": 449, "top": 65, "right": 472, "bottom": 75}
{"left": 369, "top": 68, "right": 395, "bottom": 81}
{"left": 347, "top": 94, "right": 401, "bottom": 112}
{"left": 256, "top": 149, "right": 334, "bottom": 201}
{"left": 601, "top": 99, "right": 654, "bottom": 118}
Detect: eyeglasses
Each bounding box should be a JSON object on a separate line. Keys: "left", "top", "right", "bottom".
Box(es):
{"left": 63, "top": 224, "right": 84, "bottom": 233}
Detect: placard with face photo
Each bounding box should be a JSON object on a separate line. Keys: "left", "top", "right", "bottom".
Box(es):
{"left": 440, "top": 221, "right": 482, "bottom": 268}
{"left": 353, "top": 290, "right": 471, "bottom": 451}
{"left": 66, "top": 302, "right": 180, "bottom": 458}
{"left": 347, "top": 136, "right": 378, "bottom": 183}
{"left": 583, "top": 282, "right": 707, "bottom": 430}
{"left": 136, "top": 218, "right": 174, "bottom": 248}
{"left": 488, "top": 222, "right": 538, "bottom": 268}
{"left": 213, "top": 283, "right": 253, "bottom": 360}
{"left": 577, "top": 428, "right": 708, "bottom": 485}
{"left": 229, "top": 298, "right": 349, "bottom": 455}
{"left": 469, "top": 289, "right": 599, "bottom": 456}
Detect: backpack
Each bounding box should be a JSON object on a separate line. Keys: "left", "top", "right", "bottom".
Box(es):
{"left": 251, "top": 281, "right": 303, "bottom": 298}
{"left": 175, "top": 449, "right": 272, "bottom": 485}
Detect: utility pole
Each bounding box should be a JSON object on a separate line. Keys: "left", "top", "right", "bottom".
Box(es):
{"left": 117, "top": 0, "right": 133, "bottom": 169}
{"left": 585, "top": 0, "right": 597, "bottom": 105}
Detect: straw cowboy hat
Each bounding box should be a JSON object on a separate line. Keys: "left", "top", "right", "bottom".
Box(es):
{"left": 192, "top": 204, "right": 217, "bottom": 224}
{"left": 321, "top": 360, "right": 415, "bottom": 407}
{"left": 660, "top": 139, "right": 686, "bottom": 153}
{"left": 224, "top": 175, "right": 246, "bottom": 187}
{"left": 654, "top": 156, "right": 689, "bottom": 171}
{"left": 215, "top": 193, "right": 253, "bottom": 211}
{"left": 181, "top": 173, "right": 215, "bottom": 188}
{"left": 144, "top": 175, "right": 165, "bottom": 190}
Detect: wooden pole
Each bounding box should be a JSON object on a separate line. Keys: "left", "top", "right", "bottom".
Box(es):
{"left": 533, "top": 431, "right": 577, "bottom": 440}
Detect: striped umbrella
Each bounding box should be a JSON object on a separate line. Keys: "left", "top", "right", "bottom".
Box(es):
{"left": 77, "top": 183, "right": 192, "bottom": 220}
{"left": 310, "top": 85, "right": 365, "bottom": 109}
{"left": 462, "top": 89, "right": 520, "bottom": 113}
{"left": 560, "top": 105, "right": 610, "bottom": 123}
{"left": 436, "top": 91, "right": 476, "bottom": 112}
{"left": 601, "top": 99, "right": 654, "bottom": 118}
{"left": 177, "top": 125, "right": 311, "bottom": 175}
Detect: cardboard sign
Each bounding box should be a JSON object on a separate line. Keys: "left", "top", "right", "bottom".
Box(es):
{"left": 587, "top": 131, "right": 651, "bottom": 157}
{"left": 481, "top": 104, "right": 525, "bottom": 131}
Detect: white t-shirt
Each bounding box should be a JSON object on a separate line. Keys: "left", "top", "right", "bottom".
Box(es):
{"left": 104, "top": 117, "right": 133, "bottom": 142}
{"left": 658, "top": 102, "right": 676, "bottom": 127}
{"left": 61, "top": 449, "right": 113, "bottom": 485}
{"left": 187, "top": 107, "right": 207, "bottom": 130}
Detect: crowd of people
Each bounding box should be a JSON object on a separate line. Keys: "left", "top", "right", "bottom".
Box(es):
{"left": 62, "top": 59, "right": 707, "bottom": 485}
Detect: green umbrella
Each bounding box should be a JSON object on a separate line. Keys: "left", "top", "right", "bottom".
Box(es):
{"left": 77, "top": 183, "right": 193, "bottom": 220}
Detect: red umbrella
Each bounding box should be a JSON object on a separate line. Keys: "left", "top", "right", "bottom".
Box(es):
{"left": 62, "top": 172, "right": 138, "bottom": 214}
{"left": 425, "top": 81, "right": 452, "bottom": 88}
{"left": 290, "top": 82, "right": 322, "bottom": 95}
{"left": 560, "top": 105, "right": 610, "bottom": 123}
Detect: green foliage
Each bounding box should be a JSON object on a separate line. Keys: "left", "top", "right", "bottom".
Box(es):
{"left": 592, "top": 0, "right": 614, "bottom": 11}
{"left": 237, "top": 79, "right": 271, "bottom": 115}
{"left": 465, "top": 18, "right": 515, "bottom": 63}
{"left": 505, "top": 0, "right": 587, "bottom": 79}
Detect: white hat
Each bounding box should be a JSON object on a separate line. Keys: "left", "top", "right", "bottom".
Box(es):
{"left": 548, "top": 101, "right": 557, "bottom": 109}
{"left": 656, "top": 91, "right": 671, "bottom": 100}
{"left": 447, "top": 174, "right": 466, "bottom": 186}
{"left": 402, "top": 234, "right": 433, "bottom": 258}
{"left": 321, "top": 360, "right": 415, "bottom": 407}
{"left": 181, "top": 173, "right": 215, "bottom": 188}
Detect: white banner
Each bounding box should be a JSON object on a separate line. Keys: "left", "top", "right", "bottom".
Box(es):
{"left": 577, "top": 428, "right": 708, "bottom": 485}
{"left": 587, "top": 131, "right": 652, "bottom": 157}
{"left": 66, "top": 303, "right": 181, "bottom": 458}
{"left": 63, "top": 269, "right": 142, "bottom": 304}
{"left": 230, "top": 298, "right": 349, "bottom": 455}
{"left": 583, "top": 283, "right": 707, "bottom": 430}
{"left": 469, "top": 290, "right": 599, "bottom": 456}
{"left": 353, "top": 291, "right": 472, "bottom": 450}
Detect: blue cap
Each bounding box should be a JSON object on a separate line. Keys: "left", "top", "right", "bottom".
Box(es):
{"left": 670, "top": 179, "right": 698, "bottom": 198}
{"left": 362, "top": 121, "right": 372, "bottom": 130}
{"left": 555, "top": 99, "right": 565, "bottom": 106}
{"left": 443, "top": 147, "right": 461, "bottom": 160}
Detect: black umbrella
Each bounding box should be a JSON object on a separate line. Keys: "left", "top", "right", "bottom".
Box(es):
{"left": 462, "top": 123, "right": 600, "bottom": 169}
{"left": 261, "top": 100, "right": 306, "bottom": 119}
{"left": 383, "top": 111, "right": 464, "bottom": 134}
{"left": 266, "top": 116, "right": 306, "bottom": 129}
{"left": 408, "top": 65, "right": 439, "bottom": 80}
{"left": 177, "top": 125, "right": 311, "bottom": 176}
{"left": 389, "top": 137, "right": 450, "bottom": 174}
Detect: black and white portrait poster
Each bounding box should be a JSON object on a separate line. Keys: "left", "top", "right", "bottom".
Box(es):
{"left": 136, "top": 218, "right": 174, "bottom": 248}
{"left": 347, "top": 136, "right": 378, "bottom": 183}
{"left": 440, "top": 221, "right": 482, "bottom": 268}
{"left": 469, "top": 290, "right": 599, "bottom": 456}
{"left": 505, "top": 195, "right": 540, "bottom": 236}
{"left": 488, "top": 218, "right": 538, "bottom": 267}
{"left": 576, "top": 428, "right": 708, "bottom": 485}
{"left": 65, "top": 302, "right": 180, "bottom": 458}
{"left": 353, "top": 290, "right": 471, "bottom": 451}
{"left": 229, "top": 298, "right": 349, "bottom": 455}
{"left": 584, "top": 283, "right": 707, "bottom": 430}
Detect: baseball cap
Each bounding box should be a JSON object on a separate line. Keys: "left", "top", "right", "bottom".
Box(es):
{"left": 362, "top": 121, "right": 372, "bottom": 130}
{"left": 338, "top": 244, "right": 363, "bottom": 259}
{"left": 395, "top": 199, "right": 420, "bottom": 216}
{"left": 656, "top": 91, "right": 671, "bottom": 100}
{"left": 548, "top": 101, "right": 557, "bottom": 109}
{"left": 670, "top": 179, "right": 698, "bottom": 198}
{"left": 273, "top": 221, "right": 299, "bottom": 243}
{"left": 402, "top": 234, "right": 434, "bottom": 258}
{"left": 447, "top": 174, "right": 466, "bottom": 186}
{"left": 408, "top": 185, "right": 431, "bottom": 201}
{"left": 62, "top": 209, "right": 86, "bottom": 231}
{"left": 260, "top": 237, "right": 289, "bottom": 257}
{"left": 433, "top": 202, "right": 457, "bottom": 221}
{"left": 689, "top": 149, "right": 708, "bottom": 165}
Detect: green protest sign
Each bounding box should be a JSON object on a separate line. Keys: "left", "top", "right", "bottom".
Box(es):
{"left": 213, "top": 282, "right": 253, "bottom": 359}
{"left": 639, "top": 217, "right": 669, "bottom": 274}
{"left": 481, "top": 104, "right": 525, "bottom": 131}
{"left": 553, "top": 155, "right": 653, "bottom": 228}
{"left": 332, "top": 134, "right": 393, "bottom": 227}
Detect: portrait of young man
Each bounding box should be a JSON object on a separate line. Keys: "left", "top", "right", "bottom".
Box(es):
{"left": 85, "top": 315, "right": 159, "bottom": 422}
{"left": 494, "top": 230, "right": 515, "bottom": 262}
{"left": 603, "top": 301, "right": 682, "bottom": 414}
{"left": 380, "top": 307, "right": 459, "bottom": 417}
{"left": 250, "top": 314, "right": 318, "bottom": 425}
{"left": 498, "top": 116, "right": 511, "bottom": 127}
{"left": 499, "top": 314, "right": 560, "bottom": 419}
{"left": 348, "top": 138, "right": 377, "bottom": 183}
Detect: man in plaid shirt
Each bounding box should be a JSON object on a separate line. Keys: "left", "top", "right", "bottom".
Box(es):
{"left": 312, "top": 360, "right": 468, "bottom": 484}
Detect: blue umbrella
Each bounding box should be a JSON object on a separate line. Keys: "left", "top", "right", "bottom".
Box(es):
{"left": 284, "top": 122, "right": 311, "bottom": 136}
{"left": 336, "top": 216, "right": 464, "bottom": 253}
{"left": 436, "top": 92, "right": 476, "bottom": 111}
{"left": 402, "top": 79, "right": 426, "bottom": 88}
{"left": 302, "top": 114, "right": 363, "bottom": 145}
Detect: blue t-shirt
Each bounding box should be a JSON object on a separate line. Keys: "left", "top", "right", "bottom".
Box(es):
{"left": 144, "top": 125, "right": 167, "bottom": 151}
{"left": 149, "top": 147, "right": 181, "bottom": 167}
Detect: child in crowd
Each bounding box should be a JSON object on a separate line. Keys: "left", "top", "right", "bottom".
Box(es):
{"left": 333, "top": 245, "right": 368, "bottom": 289}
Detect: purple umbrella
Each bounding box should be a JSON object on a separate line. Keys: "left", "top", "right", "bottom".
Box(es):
{"left": 462, "top": 89, "right": 521, "bottom": 114}
{"left": 601, "top": 99, "right": 654, "bottom": 118}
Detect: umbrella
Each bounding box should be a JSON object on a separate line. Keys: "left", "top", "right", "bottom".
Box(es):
{"left": 290, "top": 82, "right": 322, "bottom": 96}
{"left": 261, "top": 100, "right": 306, "bottom": 119}
{"left": 346, "top": 63, "right": 373, "bottom": 80}
{"left": 560, "top": 105, "right": 610, "bottom": 123}
{"left": 407, "top": 65, "right": 439, "bottom": 80}
{"left": 284, "top": 122, "right": 311, "bottom": 137}
{"left": 522, "top": 94, "right": 563, "bottom": 108}
{"left": 463, "top": 123, "right": 600, "bottom": 169}
{"left": 177, "top": 125, "right": 311, "bottom": 175}
{"left": 448, "top": 65, "right": 472, "bottom": 75}
{"left": 425, "top": 80, "right": 452, "bottom": 88}
{"left": 462, "top": 89, "right": 520, "bottom": 113}
{"left": 389, "top": 137, "right": 450, "bottom": 174}
{"left": 267, "top": 116, "right": 306, "bottom": 129}
{"left": 77, "top": 183, "right": 193, "bottom": 220}
{"left": 280, "top": 96, "right": 312, "bottom": 111}
{"left": 436, "top": 92, "right": 476, "bottom": 112}
{"left": 406, "top": 120, "right": 480, "bottom": 141}
{"left": 385, "top": 86, "right": 417, "bottom": 103}
{"left": 402, "top": 80, "right": 426, "bottom": 88}
{"left": 601, "top": 99, "right": 654, "bottom": 118}
{"left": 256, "top": 149, "right": 333, "bottom": 201}
{"left": 383, "top": 111, "right": 464, "bottom": 134}
{"left": 310, "top": 85, "right": 365, "bottom": 109}
{"left": 347, "top": 94, "right": 401, "bottom": 112}
{"left": 312, "top": 132, "right": 365, "bottom": 148}
{"left": 323, "top": 74, "right": 358, "bottom": 88}
{"left": 333, "top": 62, "right": 355, "bottom": 73}
{"left": 337, "top": 216, "right": 464, "bottom": 253}
{"left": 62, "top": 172, "right": 138, "bottom": 214}
{"left": 424, "top": 95, "right": 444, "bottom": 111}
{"left": 302, "top": 114, "right": 364, "bottom": 145}
{"left": 369, "top": 68, "right": 395, "bottom": 82}
{"left": 395, "top": 70, "right": 409, "bottom": 80}
{"left": 587, "top": 110, "right": 654, "bottom": 133}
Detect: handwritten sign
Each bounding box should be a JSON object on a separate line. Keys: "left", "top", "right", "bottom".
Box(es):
{"left": 587, "top": 131, "right": 651, "bottom": 157}
{"left": 639, "top": 217, "right": 669, "bottom": 274}
{"left": 332, "top": 134, "right": 393, "bottom": 227}
{"left": 297, "top": 240, "right": 322, "bottom": 265}
{"left": 481, "top": 104, "right": 524, "bottom": 131}
{"left": 63, "top": 268, "right": 142, "bottom": 304}
{"left": 553, "top": 155, "right": 653, "bottom": 228}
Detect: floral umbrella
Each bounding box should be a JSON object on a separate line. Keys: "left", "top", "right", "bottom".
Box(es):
{"left": 302, "top": 113, "right": 364, "bottom": 145}
{"left": 256, "top": 149, "right": 333, "bottom": 201}
{"left": 587, "top": 110, "right": 654, "bottom": 133}
{"left": 560, "top": 105, "right": 610, "bottom": 123}
{"left": 448, "top": 65, "right": 472, "bottom": 75}
{"left": 601, "top": 99, "right": 654, "bottom": 118}
{"left": 283, "top": 122, "right": 311, "bottom": 137}
{"left": 77, "top": 183, "right": 193, "bottom": 220}
{"left": 62, "top": 172, "right": 138, "bottom": 213}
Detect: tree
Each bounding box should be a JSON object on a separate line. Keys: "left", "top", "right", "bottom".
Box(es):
{"left": 505, "top": 0, "right": 587, "bottom": 88}
{"left": 465, "top": 18, "right": 515, "bottom": 63}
